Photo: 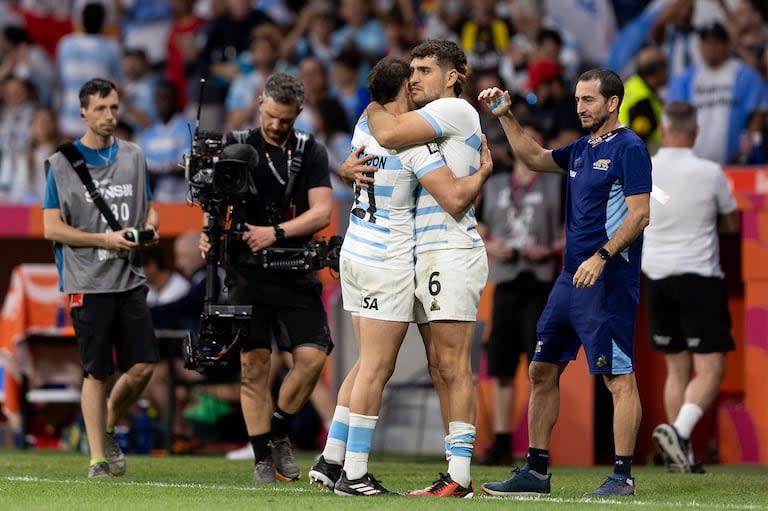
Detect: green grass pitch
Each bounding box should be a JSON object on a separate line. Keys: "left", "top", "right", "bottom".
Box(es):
{"left": 1, "top": 450, "right": 767, "bottom": 511}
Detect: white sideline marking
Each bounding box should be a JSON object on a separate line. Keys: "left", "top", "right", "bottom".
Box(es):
{"left": 4, "top": 477, "right": 767, "bottom": 509}
{"left": 481, "top": 495, "right": 767, "bottom": 510}
{"left": 4, "top": 476, "right": 310, "bottom": 493}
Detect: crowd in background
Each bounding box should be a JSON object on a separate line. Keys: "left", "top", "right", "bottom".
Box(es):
{"left": 0, "top": 0, "right": 766, "bottom": 206}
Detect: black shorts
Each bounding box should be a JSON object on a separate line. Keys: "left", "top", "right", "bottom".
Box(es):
{"left": 70, "top": 285, "right": 160, "bottom": 375}
{"left": 644, "top": 273, "right": 735, "bottom": 354}
{"left": 226, "top": 267, "right": 334, "bottom": 354}
{"left": 486, "top": 273, "right": 551, "bottom": 379}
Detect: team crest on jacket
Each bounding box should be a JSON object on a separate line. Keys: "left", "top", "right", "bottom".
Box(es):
{"left": 592, "top": 159, "right": 611, "bottom": 171}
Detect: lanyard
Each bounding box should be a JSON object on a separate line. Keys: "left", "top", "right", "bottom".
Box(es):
{"left": 263, "top": 149, "right": 292, "bottom": 186}
{"left": 588, "top": 127, "right": 625, "bottom": 148}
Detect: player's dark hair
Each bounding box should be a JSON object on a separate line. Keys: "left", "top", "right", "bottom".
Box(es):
{"left": 411, "top": 39, "right": 467, "bottom": 97}
{"left": 578, "top": 67, "right": 624, "bottom": 107}
{"left": 82, "top": 2, "right": 106, "bottom": 34}
{"left": 367, "top": 56, "right": 411, "bottom": 104}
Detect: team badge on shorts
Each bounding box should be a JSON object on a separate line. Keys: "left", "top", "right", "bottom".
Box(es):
{"left": 430, "top": 298, "right": 441, "bottom": 311}
{"left": 70, "top": 293, "right": 84, "bottom": 308}
{"left": 596, "top": 355, "right": 607, "bottom": 368}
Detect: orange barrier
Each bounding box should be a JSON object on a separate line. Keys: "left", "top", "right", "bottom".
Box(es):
{"left": 0, "top": 264, "right": 73, "bottom": 426}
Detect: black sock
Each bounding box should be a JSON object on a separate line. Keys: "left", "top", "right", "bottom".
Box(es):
{"left": 527, "top": 447, "right": 549, "bottom": 475}
{"left": 494, "top": 433, "right": 511, "bottom": 451}
{"left": 250, "top": 433, "right": 271, "bottom": 463}
{"left": 614, "top": 455, "right": 633, "bottom": 478}
{"left": 270, "top": 406, "right": 294, "bottom": 439}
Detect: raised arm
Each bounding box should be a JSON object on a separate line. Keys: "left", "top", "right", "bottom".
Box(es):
{"left": 477, "top": 87, "right": 563, "bottom": 173}
{"left": 366, "top": 102, "right": 437, "bottom": 149}
{"left": 418, "top": 134, "right": 493, "bottom": 215}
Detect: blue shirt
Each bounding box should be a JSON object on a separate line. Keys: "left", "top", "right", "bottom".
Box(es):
{"left": 552, "top": 127, "right": 651, "bottom": 283}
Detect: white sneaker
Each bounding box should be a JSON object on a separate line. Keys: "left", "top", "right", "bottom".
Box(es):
{"left": 225, "top": 443, "right": 254, "bottom": 460}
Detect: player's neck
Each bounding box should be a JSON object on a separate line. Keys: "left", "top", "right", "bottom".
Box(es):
{"left": 590, "top": 118, "right": 622, "bottom": 140}
{"left": 80, "top": 132, "right": 113, "bottom": 150}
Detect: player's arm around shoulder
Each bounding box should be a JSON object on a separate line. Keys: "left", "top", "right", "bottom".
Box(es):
{"left": 367, "top": 101, "right": 437, "bottom": 149}
{"left": 417, "top": 134, "right": 493, "bottom": 215}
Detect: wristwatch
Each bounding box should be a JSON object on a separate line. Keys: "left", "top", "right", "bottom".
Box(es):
{"left": 597, "top": 247, "right": 612, "bottom": 261}
{"left": 273, "top": 224, "right": 285, "bottom": 241}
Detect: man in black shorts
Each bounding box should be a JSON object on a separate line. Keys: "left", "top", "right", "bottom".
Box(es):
{"left": 42, "top": 78, "right": 160, "bottom": 478}
{"left": 641, "top": 101, "right": 739, "bottom": 473}
{"left": 200, "top": 73, "right": 334, "bottom": 484}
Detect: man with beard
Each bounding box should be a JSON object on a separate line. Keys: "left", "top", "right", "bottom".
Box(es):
{"left": 478, "top": 68, "right": 651, "bottom": 497}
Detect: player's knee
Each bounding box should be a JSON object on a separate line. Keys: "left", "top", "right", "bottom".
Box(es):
{"left": 528, "top": 362, "right": 557, "bottom": 388}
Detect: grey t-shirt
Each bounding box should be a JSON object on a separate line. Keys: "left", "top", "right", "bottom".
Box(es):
{"left": 480, "top": 171, "right": 563, "bottom": 284}
{"left": 47, "top": 140, "right": 149, "bottom": 293}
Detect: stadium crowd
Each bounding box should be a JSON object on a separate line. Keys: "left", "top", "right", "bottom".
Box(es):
{"left": 0, "top": 0, "right": 766, "bottom": 205}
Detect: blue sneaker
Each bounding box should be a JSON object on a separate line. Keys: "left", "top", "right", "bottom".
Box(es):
{"left": 480, "top": 465, "right": 551, "bottom": 496}
{"left": 584, "top": 475, "right": 636, "bottom": 497}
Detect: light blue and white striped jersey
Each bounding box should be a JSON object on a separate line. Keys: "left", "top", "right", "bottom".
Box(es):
{"left": 341, "top": 116, "right": 446, "bottom": 268}
{"left": 55, "top": 33, "right": 122, "bottom": 136}
{"left": 137, "top": 112, "right": 192, "bottom": 174}
{"left": 413, "top": 97, "right": 484, "bottom": 254}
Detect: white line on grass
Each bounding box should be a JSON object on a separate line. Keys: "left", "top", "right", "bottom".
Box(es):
{"left": 5, "top": 477, "right": 766, "bottom": 509}
{"left": 481, "top": 495, "right": 767, "bottom": 510}
{"left": 4, "top": 476, "right": 312, "bottom": 493}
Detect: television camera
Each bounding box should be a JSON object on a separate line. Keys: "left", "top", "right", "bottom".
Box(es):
{"left": 181, "top": 80, "right": 341, "bottom": 373}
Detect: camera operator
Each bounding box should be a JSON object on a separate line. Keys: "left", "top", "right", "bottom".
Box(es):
{"left": 200, "top": 72, "right": 334, "bottom": 484}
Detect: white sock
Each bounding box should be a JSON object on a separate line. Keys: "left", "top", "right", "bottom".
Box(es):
{"left": 673, "top": 403, "right": 703, "bottom": 440}
{"left": 446, "top": 421, "right": 475, "bottom": 487}
{"left": 342, "top": 413, "right": 378, "bottom": 480}
{"left": 322, "top": 406, "right": 349, "bottom": 465}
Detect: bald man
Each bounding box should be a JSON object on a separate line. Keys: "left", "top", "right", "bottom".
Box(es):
{"left": 620, "top": 46, "right": 668, "bottom": 154}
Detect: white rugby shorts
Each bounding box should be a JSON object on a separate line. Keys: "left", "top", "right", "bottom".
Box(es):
{"left": 339, "top": 254, "right": 415, "bottom": 322}
{"left": 413, "top": 246, "right": 488, "bottom": 323}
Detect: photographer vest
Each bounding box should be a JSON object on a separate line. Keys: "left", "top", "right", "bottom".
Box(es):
{"left": 47, "top": 139, "right": 149, "bottom": 293}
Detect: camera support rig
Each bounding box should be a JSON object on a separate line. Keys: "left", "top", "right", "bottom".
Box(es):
{"left": 182, "top": 78, "right": 253, "bottom": 373}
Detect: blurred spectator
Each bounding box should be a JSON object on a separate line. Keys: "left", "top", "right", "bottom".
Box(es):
{"left": 192, "top": 0, "right": 273, "bottom": 131}
{"left": 500, "top": 0, "right": 582, "bottom": 90}
{"left": 543, "top": 0, "right": 617, "bottom": 69}
{"left": 422, "top": 0, "right": 462, "bottom": 42}
{"left": 330, "top": 49, "right": 370, "bottom": 130}
{"left": 729, "top": 1, "right": 766, "bottom": 76}
{"left": 381, "top": 7, "right": 416, "bottom": 59}
{"left": 469, "top": 70, "right": 517, "bottom": 173}
{"left": 666, "top": 21, "right": 768, "bottom": 164}
{"left": 118, "top": 0, "right": 173, "bottom": 69}
{"left": 281, "top": 1, "right": 339, "bottom": 67}
{"left": 137, "top": 80, "right": 192, "bottom": 202}
{"left": 458, "top": 0, "right": 511, "bottom": 74}
{"left": 225, "top": 23, "right": 290, "bottom": 132}
{"left": 142, "top": 244, "right": 190, "bottom": 308}
{"left": 55, "top": 2, "right": 122, "bottom": 138}
{"left": 620, "top": 45, "right": 669, "bottom": 154}
{"left": 522, "top": 59, "right": 584, "bottom": 149}
{"left": 21, "top": 107, "right": 64, "bottom": 204}
{"left": 650, "top": 0, "right": 700, "bottom": 78}
{"left": 121, "top": 48, "right": 158, "bottom": 134}
{"left": 311, "top": 97, "right": 352, "bottom": 198}
{"left": 294, "top": 55, "right": 331, "bottom": 133}
{"left": 166, "top": 0, "right": 206, "bottom": 110}
{"left": 330, "top": 0, "right": 387, "bottom": 63}
{"left": 0, "top": 25, "right": 56, "bottom": 108}
{"left": 0, "top": 77, "right": 36, "bottom": 203}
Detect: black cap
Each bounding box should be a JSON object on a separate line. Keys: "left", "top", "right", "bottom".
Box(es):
{"left": 698, "top": 21, "right": 728, "bottom": 41}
